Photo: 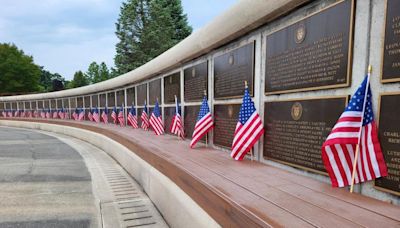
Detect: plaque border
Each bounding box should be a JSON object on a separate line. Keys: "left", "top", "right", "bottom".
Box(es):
{"left": 213, "top": 41, "right": 255, "bottom": 100}
{"left": 264, "top": 0, "right": 355, "bottom": 95}
{"left": 380, "top": 0, "right": 400, "bottom": 83}
{"left": 374, "top": 91, "right": 400, "bottom": 196}
{"left": 263, "top": 95, "right": 349, "bottom": 176}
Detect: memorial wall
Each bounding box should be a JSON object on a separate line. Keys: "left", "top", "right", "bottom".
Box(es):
{"left": 0, "top": 0, "right": 399, "bottom": 203}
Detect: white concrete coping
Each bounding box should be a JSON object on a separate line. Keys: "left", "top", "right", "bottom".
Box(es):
{"left": 0, "top": 0, "right": 310, "bottom": 102}
{"left": 0, "top": 120, "right": 220, "bottom": 228}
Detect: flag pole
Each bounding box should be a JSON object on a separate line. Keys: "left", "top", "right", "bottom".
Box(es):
{"left": 174, "top": 95, "right": 180, "bottom": 140}
{"left": 350, "top": 65, "right": 372, "bottom": 193}
{"left": 204, "top": 90, "right": 208, "bottom": 147}
{"left": 244, "top": 80, "right": 254, "bottom": 162}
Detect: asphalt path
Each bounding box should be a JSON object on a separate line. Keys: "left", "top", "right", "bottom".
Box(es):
{"left": 0, "top": 127, "right": 97, "bottom": 228}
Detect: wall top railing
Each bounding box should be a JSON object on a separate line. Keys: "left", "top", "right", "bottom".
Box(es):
{"left": 0, "top": 0, "right": 309, "bottom": 102}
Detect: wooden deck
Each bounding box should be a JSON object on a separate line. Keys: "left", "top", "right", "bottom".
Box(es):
{"left": 3, "top": 118, "right": 400, "bottom": 227}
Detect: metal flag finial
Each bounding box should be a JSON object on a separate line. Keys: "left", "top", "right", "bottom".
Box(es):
{"left": 368, "top": 65, "right": 372, "bottom": 74}
{"left": 244, "top": 81, "right": 248, "bottom": 89}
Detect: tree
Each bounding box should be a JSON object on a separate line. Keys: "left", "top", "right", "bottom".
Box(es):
{"left": 39, "top": 67, "right": 66, "bottom": 92}
{"left": 85, "top": 61, "right": 111, "bottom": 84}
{"left": 69, "top": 71, "right": 89, "bottom": 88}
{"left": 0, "top": 43, "right": 41, "bottom": 93}
{"left": 114, "top": 0, "right": 192, "bottom": 75}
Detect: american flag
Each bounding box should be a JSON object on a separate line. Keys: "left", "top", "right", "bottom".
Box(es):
{"left": 78, "top": 108, "right": 85, "bottom": 121}
{"left": 101, "top": 107, "right": 108, "bottom": 124}
{"left": 127, "top": 105, "right": 138, "bottom": 128}
{"left": 87, "top": 109, "right": 94, "bottom": 121}
{"left": 8, "top": 110, "right": 12, "bottom": 118}
{"left": 20, "top": 110, "right": 26, "bottom": 118}
{"left": 27, "top": 110, "right": 32, "bottom": 118}
{"left": 141, "top": 102, "right": 149, "bottom": 130}
{"left": 231, "top": 87, "right": 264, "bottom": 161}
{"left": 149, "top": 101, "right": 164, "bottom": 135}
{"left": 40, "top": 109, "right": 46, "bottom": 118}
{"left": 72, "top": 108, "right": 78, "bottom": 120}
{"left": 190, "top": 96, "right": 213, "bottom": 148}
{"left": 14, "top": 110, "right": 19, "bottom": 117}
{"left": 170, "top": 96, "right": 184, "bottom": 138}
{"left": 58, "top": 108, "right": 64, "bottom": 119}
{"left": 52, "top": 110, "right": 58, "bottom": 119}
{"left": 64, "top": 109, "right": 69, "bottom": 119}
{"left": 118, "top": 106, "right": 125, "bottom": 127}
{"left": 111, "top": 107, "right": 117, "bottom": 124}
{"left": 92, "top": 107, "right": 100, "bottom": 123}
{"left": 2, "top": 111, "right": 6, "bottom": 118}
{"left": 33, "top": 110, "right": 39, "bottom": 118}
{"left": 45, "top": 109, "right": 51, "bottom": 119}
{"left": 322, "top": 75, "right": 388, "bottom": 187}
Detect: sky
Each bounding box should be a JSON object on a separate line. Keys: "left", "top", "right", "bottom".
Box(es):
{"left": 0, "top": 0, "right": 238, "bottom": 80}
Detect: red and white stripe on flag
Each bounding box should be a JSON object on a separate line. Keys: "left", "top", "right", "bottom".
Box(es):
{"left": 190, "top": 97, "right": 213, "bottom": 148}
{"left": 149, "top": 113, "right": 164, "bottom": 135}
{"left": 321, "top": 76, "right": 387, "bottom": 187}
{"left": 171, "top": 114, "right": 184, "bottom": 138}
{"left": 141, "top": 112, "right": 149, "bottom": 130}
{"left": 230, "top": 88, "right": 264, "bottom": 161}
{"left": 118, "top": 111, "right": 125, "bottom": 127}
{"left": 128, "top": 113, "right": 138, "bottom": 128}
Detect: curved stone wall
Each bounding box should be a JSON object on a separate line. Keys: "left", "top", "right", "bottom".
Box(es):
{"left": 0, "top": 0, "right": 399, "bottom": 204}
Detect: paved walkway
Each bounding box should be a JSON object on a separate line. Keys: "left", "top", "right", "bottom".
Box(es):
{"left": 0, "top": 127, "right": 167, "bottom": 228}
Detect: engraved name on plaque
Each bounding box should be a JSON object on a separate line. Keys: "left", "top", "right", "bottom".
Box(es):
{"left": 184, "top": 62, "right": 207, "bottom": 102}
{"left": 213, "top": 104, "right": 241, "bottom": 148}
{"left": 381, "top": 0, "right": 400, "bottom": 83}
{"left": 164, "top": 73, "right": 180, "bottom": 104}
{"left": 265, "top": 0, "right": 354, "bottom": 94}
{"left": 376, "top": 93, "right": 400, "bottom": 195}
{"left": 214, "top": 42, "right": 254, "bottom": 99}
{"left": 264, "top": 97, "right": 347, "bottom": 174}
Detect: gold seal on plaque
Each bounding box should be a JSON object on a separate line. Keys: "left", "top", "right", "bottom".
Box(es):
{"left": 228, "top": 105, "right": 234, "bottom": 118}
{"left": 228, "top": 55, "right": 234, "bottom": 65}
{"left": 192, "top": 68, "right": 196, "bottom": 77}
{"left": 295, "top": 23, "right": 306, "bottom": 44}
{"left": 291, "top": 102, "right": 303, "bottom": 120}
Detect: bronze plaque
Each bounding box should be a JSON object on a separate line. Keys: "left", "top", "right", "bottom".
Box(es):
{"left": 31, "top": 101, "right": 37, "bottom": 110}
{"left": 5, "top": 102, "right": 11, "bottom": 110}
{"left": 116, "top": 90, "right": 125, "bottom": 106}
{"left": 127, "top": 87, "right": 135, "bottom": 105}
{"left": 84, "top": 96, "right": 90, "bottom": 107}
{"left": 164, "top": 107, "right": 175, "bottom": 134}
{"left": 149, "top": 79, "right": 161, "bottom": 105}
{"left": 99, "top": 94, "right": 106, "bottom": 107}
{"left": 164, "top": 73, "right": 180, "bottom": 104}
{"left": 91, "top": 95, "right": 98, "bottom": 107}
{"left": 18, "top": 102, "right": 23, "bottom": 109}
{"left": 214, "top": 42, "right": 254, "bottom": 99}
{"left": 55, "top": 99, "right": 61, "bottom": 108}
{"left": 213, "top": 104, "right": 241, "bottom": 148}
{"left": 0, "top": 103, "right": 4, "bottom": 110}
{"left": 77, "top": 97, "right": 83, "bottom": 108}
{"left": 44, "top": 100, "right": 49, "bottom": 109}
{"left": 137, "top": 84, "right": 148, "bottom": 106}
{"left": 107, "top": 92, "right": 115, "bottom": 107}
{"left": 265, "top": 0, "right": 354, "bottom": 94}
{"left": 184, "top": 62, "right": 208, "bottom": 102}
{"left": 37, "top": 101, "right": 43, "bottom": 109}
{"left": 376, "top": 93, "right": 400, "bottom": 194}
{"left": 50, "top": 100, "right": 55, "bottom": 109}
{"left": 264, "top": 97, "right": 347, "bottom": 173}
{"left": 24, "top": 101, "right": 30, "bottom": 109}
{"left": 184, "top": 105, "right": 201, "bottom": 140}
{"left": 381, "top": 0, "right": 400, "bottom": 83}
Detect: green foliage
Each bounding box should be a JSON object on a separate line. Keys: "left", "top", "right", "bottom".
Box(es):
{"left": 0, "top": 43, "right": 41, "bottom": 93}
{"left": 84, "top": 61, "right": 113, "bottom": 84}
{"left": 69, "top": 71, "right": 89, "bottom": 88}
{"left": 114, "top": 0, "right": 192, "bottom": 75}
{"left": 39, "top": 67, "right": 66, "bottom": 92}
